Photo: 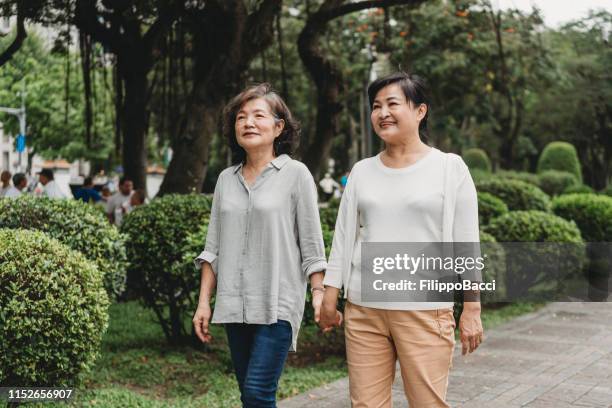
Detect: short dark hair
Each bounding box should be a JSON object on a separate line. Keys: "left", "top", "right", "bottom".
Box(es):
{"left": 119, "top": 176, "right": 132, "bottom": 186}
{"left": 223, "top": 83, "right": 300, "bottom": 165}
{"left": 39, "top": 168, "right": 54, "bottom": 180}
{"left": 13, "top": 173, "right": 26, "bottom": 186}
{"left": 367, "top": 71, "right": 431, "bottom": 145}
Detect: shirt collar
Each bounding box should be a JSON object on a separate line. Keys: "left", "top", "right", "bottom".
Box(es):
{"left": 232, "top": 154, "right": 291, "bottom": 174}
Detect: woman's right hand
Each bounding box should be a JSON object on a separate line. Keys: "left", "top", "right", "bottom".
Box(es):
{"left": 193, "top": 303, "right": 213, "bottom": 343}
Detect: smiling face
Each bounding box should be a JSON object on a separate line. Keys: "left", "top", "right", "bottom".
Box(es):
{"left": 371, "top": 83, "right": 427, "bottom": 144}
{"left": 234, "top": 98, "right": 285, "bottom": 155}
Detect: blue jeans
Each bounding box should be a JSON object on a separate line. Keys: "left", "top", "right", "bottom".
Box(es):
{"left": 225, "top": 320, "right": 292, "bottom": 408}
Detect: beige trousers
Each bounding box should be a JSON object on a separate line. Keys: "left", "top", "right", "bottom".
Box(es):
{"left": 344, "top": 302, "right": 455, "bottom": 408}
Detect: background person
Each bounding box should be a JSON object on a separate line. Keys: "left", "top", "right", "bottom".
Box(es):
{"left": 106, "top": 177, "right": 133, "bottom": 225}
{"left": 319, "top": 172, "right": 340, "bottom": 202}
{"left": 3, "top": 173, "right": 27, "bottom": 198}
{"left": 320, "top": 72, "right": 483, "bottom": 408}
{"left": 0, "top": 170, "right": 11, "bottom": 197}
{"left": 75, "top": 176, "right": 103, "bottom": 204}
{"left": 38, "top": 169, "right": 66, "bottom": 199}
{"left": 192, "top": 83, "right": 331, "bottom": 407}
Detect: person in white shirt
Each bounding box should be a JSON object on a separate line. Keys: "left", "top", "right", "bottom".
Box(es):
{"left": 38, "top": 169, "right": 66, "bottom": 199}
{"left": 319, "top": 173, "right": 340, "bottom": 202}
{"left": 319, "top": 72, "right": 483, "bottom": 408}
{"left": 0, "top": 170, "right": 11, "bottom": 197}
{"left": 114, "top": 188, "right": 146, "bottom": 226}
{"left": 3, "top": 173, "right": 27, "bottom": 198}
{"left": 106, "top": 176, "right": 133, "bottom": 225}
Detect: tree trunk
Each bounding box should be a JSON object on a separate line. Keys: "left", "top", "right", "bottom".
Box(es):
{"left": 157, "top": 0, "right": 281, "bottom": 195}
{"left": 121, "top": 69, "right": 149, "bottom": 189}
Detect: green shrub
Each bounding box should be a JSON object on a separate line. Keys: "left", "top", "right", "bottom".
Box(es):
{"left": 484, "top": 211, "right": 585, "bottom": 299}
{"left": 601, "top": 184, "right": 612, "bottom": 197}
{"left": 0, "top": 229, "right": 109, "bottom": 387}
{"left": 463, "top": 148, "right": 492, "bottom": 172}
{"left": 485, "top": 210, "right": 582, "bottom": 242}
{"left": 469, "top": 168, "right": 495, "bottom": 184}
{"left": 562, "top": 184, "right": 594, "bottom": 195}
{"left": 537, "top": 170, "right": 578, "bottom": 196}
{"left": 496, "top": 170, "right": 540, "bottom": 186}
{"left": 0, "top": 195, "right": 128, "bottom": 300}
{"left": 121, "top": 194, "right": 211, "bottom": 343}
{"left": 478, "top": 192, "right": 509, "bottom": 225}
{"left": 537, "top": 141, "right": 582, "bottom": 181}
{"left": 552, "top": 194, "right": 612, "bottom": 241}
{"left": 479, "top": 231, "right": 507, "bottom": 303}
{"left": 476, "top": 178, "right": 550, "bottom": 212}
{"left": 319, "top": 207, "right": 338, "bottom": 231}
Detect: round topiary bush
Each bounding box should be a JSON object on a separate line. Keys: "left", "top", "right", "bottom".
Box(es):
{"left": 0, "top": 195, "right": 128, "bottom": 300}
{"left": 537, "top": 170, "right": 578, "bottom": 196}
{"left": 478, "top": 192, "right": 509, "bottom": 226}
{"left": 562, "top": 184, "right": 594, "bottom": 195}
{"left": 476, "top": 178, "right": 550, "bottom": 212}
{"left": 552, "top": 194, "right": 612, "bottom": 242}
{"left": 121, "top": 194, "right": 211, "bottom": 343}
{"left": 495, "top": 170, "right": 540, "bottom": 186}
{"left": 485, "top": 210, "right": 582, "bottom": 242}
{"left": 463, "top": 148, "right": 492, "bottom": 172}
{"left": 484, "top": 211, "right": 585, "bottom": 300}
{"left": 0, "top": 229, "right": 109, "bottom": 387}
{"left": 537, "top": 141, "right": 582, "bottom": 182}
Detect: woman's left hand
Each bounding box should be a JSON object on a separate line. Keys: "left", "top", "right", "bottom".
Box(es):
{"left": 459, "top": 302, "right": 484, "bottom": 355}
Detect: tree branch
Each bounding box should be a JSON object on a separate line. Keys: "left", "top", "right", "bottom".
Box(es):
{"left": 0, "top": 4, "right": 27, "bottom": 68}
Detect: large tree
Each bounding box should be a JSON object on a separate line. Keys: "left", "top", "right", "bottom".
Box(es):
{"left": 157, "top": 0, "right": 282, "bottom": 195}
{"left": 298, "top": 0, "right": 424, "bottom": 179}
{"left": 72, "top": 0, "right": 183, "bottom": 189}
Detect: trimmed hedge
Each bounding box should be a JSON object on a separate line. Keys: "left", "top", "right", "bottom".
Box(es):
{"left": 552, "top": 194, "right": 612, "bottom": 241}
{"left": 537, "top": 141, "right": 582, "bottom": 181}
{"left": 0, "top": 195, "right": 128, "bottom": 300}
{"left": 121, "top": 194, "right": 211, "bottom": 343}
{"left": 562, "top": 184, "right": 594, "bottom": 195}
{"left": 496, "top": 170, "right": 540, "bottom": 186}
{"left": 463, "top": 148, "right": 492, "bottom": 172}
{"left": 476, "top": 178, "right": 551, "bottom": 212}
{"left": 0, "top": 229, "right": 109, "bottom": 387}
{"left": 477, "top": 192, "right": 509, "bottom": 225}
{"left": 537, "top": 170, "right": 578, "bottom": 196}
{"left": 485, "top": 210, "right": 582, "bottom": 242}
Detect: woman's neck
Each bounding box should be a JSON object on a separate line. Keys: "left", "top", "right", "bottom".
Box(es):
{"left": 381, "top": 137, "right": 431, "bottom": 168}
{"left": 245, "top": 148, "right": 275, "bottom": 172}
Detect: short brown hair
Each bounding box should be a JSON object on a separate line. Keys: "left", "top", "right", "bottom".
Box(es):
{"left": 223, "top": 83, "right": 300, "bottom": 164}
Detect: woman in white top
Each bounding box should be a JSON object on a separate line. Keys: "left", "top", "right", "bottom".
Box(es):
{"left": 320, "top": 72, "right": 484, "bottom": 407}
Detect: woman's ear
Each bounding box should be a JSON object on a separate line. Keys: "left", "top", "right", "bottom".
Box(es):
{"left": 275, "top": 119, "right": 285, "bottom": 138}
{"left": 417, "top": 104, "right": 428, "bottom": 121}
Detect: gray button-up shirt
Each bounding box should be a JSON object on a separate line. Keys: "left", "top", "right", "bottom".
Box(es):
{"left": 195, "top": 154, "right": 327, "bottom": 351}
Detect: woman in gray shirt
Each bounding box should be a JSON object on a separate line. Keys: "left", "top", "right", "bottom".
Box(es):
{"left": 192, "top": 83, "right": 331, "bottom": 407}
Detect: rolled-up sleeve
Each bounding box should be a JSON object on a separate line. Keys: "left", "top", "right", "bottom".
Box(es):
{"left": 194, "top": 176, "right": 222, "bottom": 274}
{"left": 323, "top": 170, "right": 358, "bottom": 289}
{"left": 296, "top": 167, "right": 327, "bottom": 277}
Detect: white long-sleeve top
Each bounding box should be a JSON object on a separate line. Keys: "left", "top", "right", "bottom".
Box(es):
{"left": 323, "top": 148, "right": 480, "bottom": 310}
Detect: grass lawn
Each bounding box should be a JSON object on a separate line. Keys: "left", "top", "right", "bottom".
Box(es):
{"left": 18, "top": 300, "right": 544, "bottom": 408}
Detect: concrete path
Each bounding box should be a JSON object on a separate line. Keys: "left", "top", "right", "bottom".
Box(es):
{"left": 280, "top": 302, "right": 612, "bottom": 407}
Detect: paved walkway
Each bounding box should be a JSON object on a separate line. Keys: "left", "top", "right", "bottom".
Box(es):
{"left": 280, "top": 302, "right": 612, "bottom": 407}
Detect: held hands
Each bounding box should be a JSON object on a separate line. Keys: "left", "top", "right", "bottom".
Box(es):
{"left": 193, "top": 303, "right": 213, "bottom": 343}
{"left": 459, "top": 302, "right": 484, "bottom": 355}
{"left": 316, "top": 288, "right": 343, "bottom": 333}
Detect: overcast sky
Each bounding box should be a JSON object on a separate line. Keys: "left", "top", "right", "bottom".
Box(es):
{"left": 495, "top": 0, "right": 611, "bottom": 27}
